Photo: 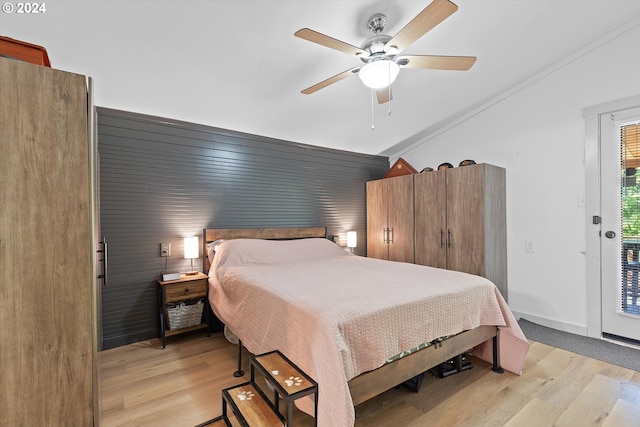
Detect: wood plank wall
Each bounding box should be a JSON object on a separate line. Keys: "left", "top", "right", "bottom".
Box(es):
{"left": 97, "top": 107, "right": 389, "bottom": 349}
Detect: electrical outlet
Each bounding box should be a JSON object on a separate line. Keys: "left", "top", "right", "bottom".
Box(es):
{"left": 525, "top": 240, "right": 536, "bottom": 253}
{"left": 160, "top": 242, "right": 171, "bottom": 257}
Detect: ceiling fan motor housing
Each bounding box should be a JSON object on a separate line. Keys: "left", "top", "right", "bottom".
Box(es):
{"left": 367, "top": 13, "right": 387, "bottom": 34}
{"left": 360, "top": 34, "right": 394, "bottom": 63}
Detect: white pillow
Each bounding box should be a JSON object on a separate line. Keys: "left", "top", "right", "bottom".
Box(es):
{"left": 211, "top": 238, "right": 348, "bottom": 281}
{"left": 206, "top": 239, "right": 226, "bottom": 263}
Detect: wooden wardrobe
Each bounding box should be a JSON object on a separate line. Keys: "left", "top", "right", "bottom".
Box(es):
{"left": 366, "top": 174, "right": 414, "bottom": 263}
{"left": 0, "top": 57, "right": 98, "bottom": 425}
{"left": 367, "top": 163, "right": 507, "bottom": 300}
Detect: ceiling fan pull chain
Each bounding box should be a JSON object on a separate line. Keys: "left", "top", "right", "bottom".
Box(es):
{"left": 371, "top": 88, "right": 375, "bottom": 130}
{"left": 388, "top": 62, "right": 392, "bottom": 116}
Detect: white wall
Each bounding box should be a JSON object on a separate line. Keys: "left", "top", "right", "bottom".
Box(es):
{"left": 390, "top": 21, "right": 640, "bottom": 334}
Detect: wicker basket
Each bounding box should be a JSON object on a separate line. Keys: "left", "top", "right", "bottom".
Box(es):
{"left": 166, "top": 299, "right": 204, "bottom": 330}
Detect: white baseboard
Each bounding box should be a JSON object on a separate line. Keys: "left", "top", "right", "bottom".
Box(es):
{"left": 512, "top": 311, "right": 589, "bottom": 336}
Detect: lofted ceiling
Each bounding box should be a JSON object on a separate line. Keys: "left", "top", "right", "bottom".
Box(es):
{"left": 3, "top": 1, "right": 640, "bottom": 156}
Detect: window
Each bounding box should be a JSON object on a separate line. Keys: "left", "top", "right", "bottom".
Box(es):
{"left": 620, "top": 123, "right": 640, "bottom": 314}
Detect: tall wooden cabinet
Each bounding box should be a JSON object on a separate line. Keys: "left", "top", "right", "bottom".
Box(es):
{"left": 366, "top": 174, "right": 414, "bottom": 263}
{"left": 366, "top": 163, "right": 507, "bottom": 300}
{"left": 0, "top": 57, "right": 97, "bottom": 425}
{"left": 414, "top": 163, "right": 507, "bottom": 300}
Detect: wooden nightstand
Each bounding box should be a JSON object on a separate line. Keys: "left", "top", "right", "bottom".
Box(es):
{"left": 156, "top": 272, "right": 209, "bottom": 348}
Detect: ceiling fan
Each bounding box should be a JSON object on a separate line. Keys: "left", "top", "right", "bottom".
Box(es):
{"left": 294, "top": 0, "right": 476, "bottom": 104}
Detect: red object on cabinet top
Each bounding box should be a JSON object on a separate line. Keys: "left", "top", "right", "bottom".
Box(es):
{"left": 0, "top": 36, "right": 51, "bottom": 67}
{"left": 383, "top": 157, "right": 418, "bottom": 178}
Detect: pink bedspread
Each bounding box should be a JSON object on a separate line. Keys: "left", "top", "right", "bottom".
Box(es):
{"left": 208, "top": 238, "right": 528, "bottom": 427}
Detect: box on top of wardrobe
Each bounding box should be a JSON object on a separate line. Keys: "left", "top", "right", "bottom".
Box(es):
{"left": 0, "top": 36, "right": 51, "bottom": 67}
{"left": 383, "top": 157, "right": 418, "bottom": 178}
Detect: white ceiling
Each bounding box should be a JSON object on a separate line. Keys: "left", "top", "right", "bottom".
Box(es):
{"left": 3, "top": 0, "right": 640, "bottom": 156}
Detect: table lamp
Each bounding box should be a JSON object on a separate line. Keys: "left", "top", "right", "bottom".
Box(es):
{"left": 184, "top": 236, "right": 199, "bottom": 275}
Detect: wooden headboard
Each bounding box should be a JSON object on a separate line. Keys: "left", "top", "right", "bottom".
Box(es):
{"left": 202, "top": 226, "right": 327, "bottom": 272}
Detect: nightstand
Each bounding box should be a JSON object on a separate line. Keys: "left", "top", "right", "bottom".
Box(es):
{"left": 156, "top": 272, "right": 209, "bottom": 348}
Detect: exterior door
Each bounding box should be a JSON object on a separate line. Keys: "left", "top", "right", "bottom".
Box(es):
{"left": 601, "top": 106, "right": 640, "bottom": 342}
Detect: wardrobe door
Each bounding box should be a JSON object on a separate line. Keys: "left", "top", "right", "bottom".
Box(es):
{"left": 414, "top": 170, "right": 447, "bottom": 268}
{"left": 0, "top": 57, "right": 94, "bottom": 425}
{"left": 387, "top": 174, "right": 415, "bottom": 263}
{"left": 446, "top": 164, "right": 485, "bottom": 276}
{"left": 366, "top": 178, "right": 388, "bottom": 259}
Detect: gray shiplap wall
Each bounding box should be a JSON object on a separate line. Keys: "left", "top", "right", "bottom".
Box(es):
{"left": 97, "top": 107, "right": 389, "bottom": 349}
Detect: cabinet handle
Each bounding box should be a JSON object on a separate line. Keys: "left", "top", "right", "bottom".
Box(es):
{"left": 448, "top": 229, "right": 452, "bottom": 248}
{"left": 440, "top": 230, "right": 444, "bottom": 248}
{"left": 383, "top": 227, "right": 388, "bottom": 243}
{"left": 388, "top": 228, "right": 394, "bottom": 244}
{"left": 97, "top": 238, "right": 108, "bottom": 286}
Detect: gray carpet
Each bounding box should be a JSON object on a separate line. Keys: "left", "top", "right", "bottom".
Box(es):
{"left": 518, "top": 318, "right": 640, "bottom": 372}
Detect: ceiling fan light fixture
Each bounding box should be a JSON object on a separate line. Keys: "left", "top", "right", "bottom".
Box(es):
{"left": 359, "top": 60, "right": 399, "bottom": 89}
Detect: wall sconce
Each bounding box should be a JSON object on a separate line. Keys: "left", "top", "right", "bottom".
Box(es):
{"left": 184, "top": 236, "right": 199, "bottom": 275}
{"left": 347, "top": 231, "right": 357, "bottom": 253}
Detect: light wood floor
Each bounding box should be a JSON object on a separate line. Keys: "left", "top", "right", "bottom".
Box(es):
{"left": 98, "top": 331, "right": 640, "bottom": 427}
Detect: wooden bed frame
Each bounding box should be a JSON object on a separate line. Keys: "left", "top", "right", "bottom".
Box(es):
{"left": 202, "top": 227, "right": 502, "bottom": 408}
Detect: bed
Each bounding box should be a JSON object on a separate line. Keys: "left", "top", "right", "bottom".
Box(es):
{"left": 203, "top": 227, "right": 529, "bottom": 427}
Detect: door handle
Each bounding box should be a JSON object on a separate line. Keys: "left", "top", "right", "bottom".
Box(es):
{"left": 605, "top": 230, "right": 616, "bottom": 239}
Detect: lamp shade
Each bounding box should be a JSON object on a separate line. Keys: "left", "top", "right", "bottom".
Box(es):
{"left": 359, "top": 60, "right": 399, "bottom": 89}
{"left": 184, "top": 236, "right": 199, "bottom": 259}
{"left": 346, "top": 231, "right": 357, "bottom": 248}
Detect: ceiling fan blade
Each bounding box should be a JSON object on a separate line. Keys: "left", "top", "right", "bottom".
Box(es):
{"left": 376, "top": 87, "right": 393, "bottom": 104}
{"left": 295, "top": 28, "right": 368, "bottom": 57}
{"left": 384, "top": 0, "right": 458, "bottom": 54}
{"left": 301, "top": 67, "right": 360, "bottom": 95}
{"left": 397, "top": 55, "right": 476, "bottom": 70}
